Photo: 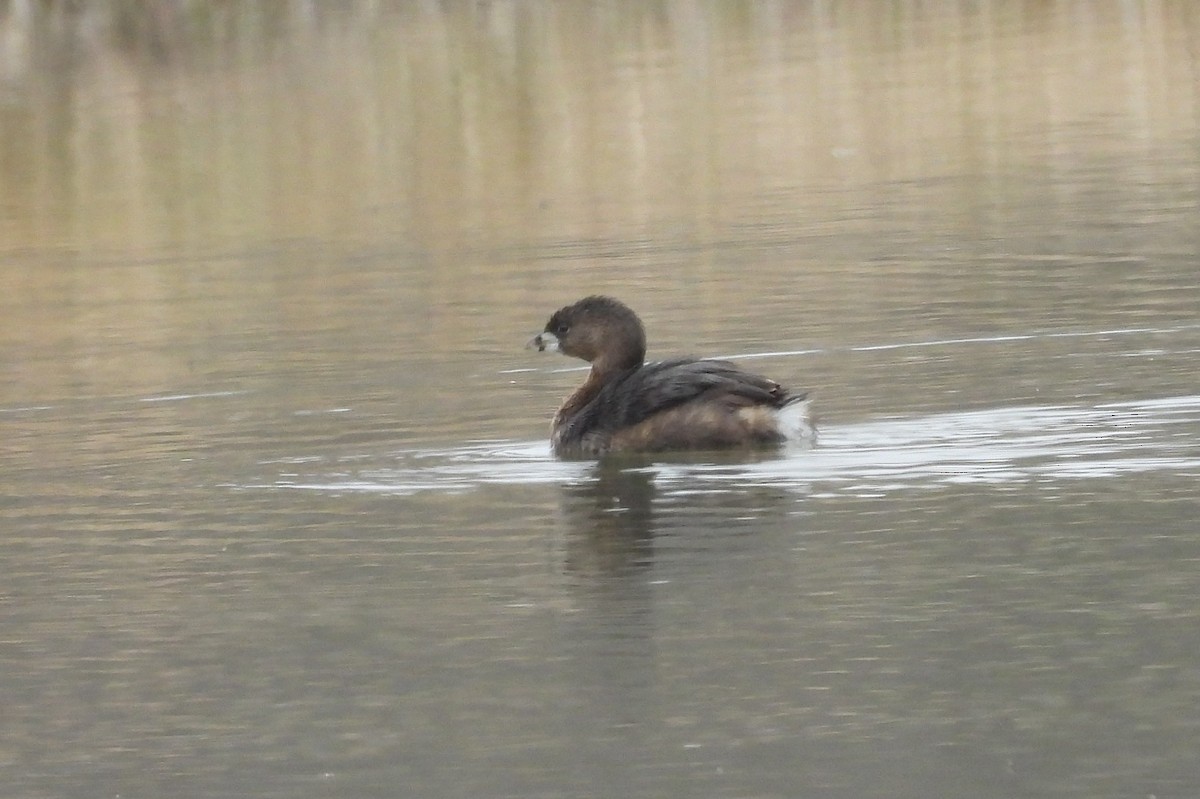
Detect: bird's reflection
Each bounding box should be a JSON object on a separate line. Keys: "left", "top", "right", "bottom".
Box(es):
{"left": 554, "top": 459, "right": 660, "bottom": 780}
{"left": 556, "top": 449, "right": 802, "bottom": 576}
{"left": 558, "top": 458, "right": 657, "bottom": 577}
{"left": 550, "top": 452, "right": 813, "bottom": 790}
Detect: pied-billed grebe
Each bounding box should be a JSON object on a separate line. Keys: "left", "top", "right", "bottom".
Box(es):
{"left": 527, "top": 296, "right": 813, "bottom": 457}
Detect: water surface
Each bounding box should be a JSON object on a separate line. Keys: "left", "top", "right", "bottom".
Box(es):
{"left": 2, "top": 3, "right": 1199, "bottom": 798}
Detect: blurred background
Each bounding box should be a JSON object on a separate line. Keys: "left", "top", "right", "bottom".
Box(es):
{"left": 3, "top": 1, "right": 1197, "bottom": 417}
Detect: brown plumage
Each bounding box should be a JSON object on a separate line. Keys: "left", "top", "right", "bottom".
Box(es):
{"left": 527, "top": 296, "right": 813, "bottom": 458}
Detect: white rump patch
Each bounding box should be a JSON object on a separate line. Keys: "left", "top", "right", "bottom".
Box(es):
{"left": 778, "top": 398, "right": 817, "bottom": 448}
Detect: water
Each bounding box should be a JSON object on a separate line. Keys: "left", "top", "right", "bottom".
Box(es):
{"left": 3, "top": 3, "right": 1200, "bottom": 798}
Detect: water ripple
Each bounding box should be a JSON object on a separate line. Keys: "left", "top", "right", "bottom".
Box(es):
{"left": 250, "top": 395, "right": 1200, "bottom": 497}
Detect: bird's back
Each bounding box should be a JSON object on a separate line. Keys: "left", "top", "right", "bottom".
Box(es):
{"left": 552, "top": 358, "right": 809, "bottom": 456}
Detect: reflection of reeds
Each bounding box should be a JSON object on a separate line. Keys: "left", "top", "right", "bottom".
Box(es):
{"left": 1, "top": 2, "right": 1197, "bottom": 398}
{"left": 1, "top": 1, "right": 1196, "bottom": 256}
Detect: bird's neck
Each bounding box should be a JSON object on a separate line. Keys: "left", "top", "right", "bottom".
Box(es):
{"left": 555, "top": 366, "right": 608, "bottom": 427}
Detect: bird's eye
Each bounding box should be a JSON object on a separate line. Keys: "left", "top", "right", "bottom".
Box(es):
{"left": 554, "top": 323, "right": 569, "bottom": 336}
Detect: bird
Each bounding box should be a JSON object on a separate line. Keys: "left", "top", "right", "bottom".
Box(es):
{"left": 527, "top": 295, "right": 813, "bottom": 457}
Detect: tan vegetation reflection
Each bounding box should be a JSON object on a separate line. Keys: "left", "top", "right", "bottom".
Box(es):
{"left": 1, "top": 2, "right": 1197, "bottom": 402}
{"left": 1, "top": 1, "right": 1196, "bottom": 256}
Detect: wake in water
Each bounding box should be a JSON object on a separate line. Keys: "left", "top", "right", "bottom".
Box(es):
{"left": 259, "top": 395, "right": 1200, "bottom": 497}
